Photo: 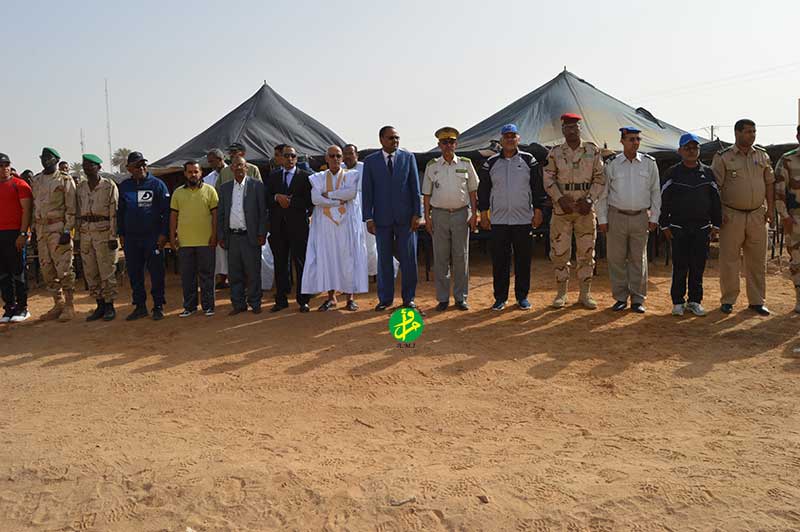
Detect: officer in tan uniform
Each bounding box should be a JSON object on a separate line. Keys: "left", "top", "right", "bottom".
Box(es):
{"left": 423, "top": 127, "right": 479, "bottom": 311}
{"left": 711, "top": 118, "right": 775, "bottom": 316}
{"left": 77, "top": 154, "right": 119, "bottom": 322}
{"left": 31, "top": 147, "right": 77, "bottom": 321}
{"left": 774, "top": 125, "right": 800, "bottom": 313}
{"left": 543, "top": 113, "right": 605, "bottom": 309}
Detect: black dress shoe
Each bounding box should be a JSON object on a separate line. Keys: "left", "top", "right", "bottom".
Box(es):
{"left": 270, "top": 303, "right": 288, "bottom": 313}
{"left": 374, "top": 302, "right": 390, "bottom": 312}
{"left": 403, "top": 301, "right": 425, "bottom": 317}
{"left": 251, "top": 307, "right": 262, "bottom": 314}
{"left": 611, "top": 301, "right": 627, "bottom": 312}
{"left": 435, "top": 301, "right": 448, "bottom": 311}
{"left": 455, "top": 301, "right": 469, "bottom": 311}
{"left": 630, "top": 303, "right": 646, "bottom": 314}
{"left": 720, "top": 304, "right": 733, "bottom": 314}
{"left": 125, "top": 305, "right": 149, "bottom": 321}
{"left": 228, "top": 307, "right": 247, "bottom": 316}
{"left": 748, "top": 304, "right": 770, "bottom": 316}
{"left": 299, "top": 304, "right": 310, "bottom": 313}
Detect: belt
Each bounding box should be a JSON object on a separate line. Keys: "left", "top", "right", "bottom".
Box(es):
{"left": 80, "top": 215, "right": 110, "bottom": 222}
{"left": 562, "top": 183, "right": 591, "bottom": 191}
{"left": 723, "top": 203, "right": 761, "bottom": 213}
{"left": 230, "top": 228, "right": 247, "bottom": 235}
{"left": 45, "top": 217, "right": 65, "bottom": 224}
{"left": 611, "top": 206, "right": 645, "bottom": 216}
{"left": 432, "top": 206, "right": 469, "bottom": 213}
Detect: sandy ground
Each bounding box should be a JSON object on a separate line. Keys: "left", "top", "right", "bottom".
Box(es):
{"left": 1, "top": 244, "right": 799, "bottom": 532}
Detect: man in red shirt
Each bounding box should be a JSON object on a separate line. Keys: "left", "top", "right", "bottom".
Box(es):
{"left": 0, "top": 153, "right": 33, "bottom": 322}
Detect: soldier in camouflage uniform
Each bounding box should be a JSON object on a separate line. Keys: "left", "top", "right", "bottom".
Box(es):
{"left": 77, "top": 154, "right": 119, "bottom": 321}
{"left": 542, "top": 113, "right": 605, "bottom": 309}
{"left": 774, "top": 125, "right": 800, "bottom": 313}
{"left": 31, "top": 147, "right": 77, "bottom": 321}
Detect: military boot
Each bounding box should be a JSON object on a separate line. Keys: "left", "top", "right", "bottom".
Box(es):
{"left": 551, "top": 280, "right": 568, "bottom": 308}
{"left": 40, "top": 293, "right": 64, "bottom": 321}
{"left": 578, "top": 278, "right": 598, "bottom": 310}
{"left": 58, "top": 290, "right": 75, "bottom": 321}
{"left": 103, "top": 301, "right": 116, "bottom": 321}
{"left": 795, "top": 285, "right": 800, "bottom": 314}
{"left": 86, "top": 299, "right": 105, "bottom": 322}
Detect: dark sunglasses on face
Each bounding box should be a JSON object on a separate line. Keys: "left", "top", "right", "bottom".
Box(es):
{"left": 440, "top": 139, "right": 456, "bottom": 145}
{"left": 284, "top": 153, "right": 297, "bottom": 159}
{"left": 328, "top": 153, "right": 343, "bottom": 158}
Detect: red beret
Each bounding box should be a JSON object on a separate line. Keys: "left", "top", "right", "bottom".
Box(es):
{"left": 560, "top": 113, "right": 582, "bottom": 122}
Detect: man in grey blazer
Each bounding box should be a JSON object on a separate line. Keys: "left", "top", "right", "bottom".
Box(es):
{"left": 217, "top": 156, "right": 268, "bottom": 314}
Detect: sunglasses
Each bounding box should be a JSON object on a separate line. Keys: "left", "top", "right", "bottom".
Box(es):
{"left": 439, "top": 139, "right": 457, "bottom": 145}
{"left": 0, "top": 163, "right": 10, "bottom": 168}
{"left": 327, "top": 153, "right": 343, "bottom": 158}
{"left": 385, "top": 136, "right": 400, "bottom": 140}
{"left": 283, "top": 153, "right": 297, "bottom": 159}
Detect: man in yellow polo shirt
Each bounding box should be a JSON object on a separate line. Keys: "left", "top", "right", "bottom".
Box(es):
{"left": 170, "top": 160, "right": 219, "bottom": 317}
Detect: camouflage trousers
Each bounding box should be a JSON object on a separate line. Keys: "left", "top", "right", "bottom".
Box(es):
{"left": 79, "top": 230, "right": 118, "bottom": 300}
{"left": 786, "top": 212, "right": 800, "bottom": 287}
{"left": 36, "top": 227, "right": 75, "bottom": 293}
{"left": 549, "top": 211, "right": 596, "bottom": 282}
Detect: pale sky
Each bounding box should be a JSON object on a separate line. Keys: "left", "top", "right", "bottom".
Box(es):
{"left": 3, "top": 0, "right": 799, "bottom": 172}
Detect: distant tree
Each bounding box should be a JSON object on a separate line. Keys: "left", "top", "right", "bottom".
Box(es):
{"left": 111, "top": 147, "right": 132, "bottom": 171}
{"left": 68, "top": 162, "right": 84, "bottom": 179}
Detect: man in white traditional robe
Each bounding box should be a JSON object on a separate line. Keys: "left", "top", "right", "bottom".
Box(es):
{"left": 204, "top": 149, "right": 229, "bottom": 288}
{"left": 303, "top": 146, "right": 368, "bottom": 311}
{"left": 342, "top": 144, "right": 398, "bottom": 278}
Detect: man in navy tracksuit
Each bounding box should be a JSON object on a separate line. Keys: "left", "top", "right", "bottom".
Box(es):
{"left": 117, "top": 152, "right": 171, "bottom": 320}
{"left": 659, "top": 133, "right": 722, "bottom": 317}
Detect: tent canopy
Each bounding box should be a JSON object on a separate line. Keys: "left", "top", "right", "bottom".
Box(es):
{"left": 152, "top": 82, "right": 345, "bottom": 169}
{"left": 450, "top": 70, "right": 702, "bottom": 153}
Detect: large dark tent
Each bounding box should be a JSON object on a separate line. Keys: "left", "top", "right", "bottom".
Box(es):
{"left": 151, "top": 82, "right": 345, "bottom": 170}
{"left": 452, "top": 70, "right": 701, "bottom": 153}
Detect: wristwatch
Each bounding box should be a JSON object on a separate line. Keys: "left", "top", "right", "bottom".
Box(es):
{"left": 19, "top": 231, "right": 28, "bottom": 237}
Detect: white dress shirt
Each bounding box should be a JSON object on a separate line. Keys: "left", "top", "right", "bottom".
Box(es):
{"left": 597, "top": 152, "right": 661, "bottom": 224}
{"left": 229, "top": 176, "right": 248, "bottom": 230}
{"left": 382, "top": 150, "right": 397, "bottom": 167}
{"left": 203, "top": 167, "right": 223, "bottom": 188}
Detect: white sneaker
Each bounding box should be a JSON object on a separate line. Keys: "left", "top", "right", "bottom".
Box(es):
{"left": 204, "top": 309, "right": 215, "bottom": 317}
{"left": 179, "top": 309, "right": 196, "bottom": 318}
{"left": 10, "top": 309, "right": 30, "bottom": 322}
{"left": 686, "top": 302, "right": 707, "bottom": 316}
{"left": 0, "top": 311, "right": 12, "bottom": 323}
{"left": 671, "top": 304, "right": 685, "bottom": 316}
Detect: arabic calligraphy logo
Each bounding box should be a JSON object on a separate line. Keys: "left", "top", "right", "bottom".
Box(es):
{"left": 388, "top": 308, "right": 424, "bottom": 343}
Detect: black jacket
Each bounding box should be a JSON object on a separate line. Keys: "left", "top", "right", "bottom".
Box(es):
{"left": 659, "top": 162, "right": 722, "bottom": 229}
{"left": 264, "top": 167, "right": 313, "bottom": 237}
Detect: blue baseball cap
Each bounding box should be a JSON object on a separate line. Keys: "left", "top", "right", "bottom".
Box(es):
{"left": 500, "top": 124, "right": 519, "bottom": 135}
{"left": 619, "top": 126, "right": 642, "bottom": 134}
{"left": 679, "top": 132, "right": 700, "bottom": 147}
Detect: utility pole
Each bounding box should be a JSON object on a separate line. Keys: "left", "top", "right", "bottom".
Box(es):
{"left": 105, "top": 79, "right": 113, "bottom": 166}
{"left": 80, "top": 128, "right": 86, "bottom": 154}
{"left": 710, "top": 125, "right": 715, "bottom": 141}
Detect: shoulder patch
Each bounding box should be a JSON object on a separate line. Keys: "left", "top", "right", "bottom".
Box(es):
{"left": 458, "top": 156, "right": 471, "bottom": 162}
{"left": 642, "top": 153, "right": 655, "bottom": 161}
{"left": 426, "top": 158, "right": 437, "bottom": 167}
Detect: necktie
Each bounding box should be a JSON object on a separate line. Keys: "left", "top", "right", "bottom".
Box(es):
{"left": 387, "top": 154, "right": 394, "bottom": 176}
{"left": 284, "top": 170, "right": 289, "bottom": 189}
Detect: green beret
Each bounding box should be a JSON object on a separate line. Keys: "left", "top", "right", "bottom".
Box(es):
{"left": 42, "top": 147, "right": 61, "bottom": 159}
{"left": 82, "top": 153, "right": 102, "bottom": 165}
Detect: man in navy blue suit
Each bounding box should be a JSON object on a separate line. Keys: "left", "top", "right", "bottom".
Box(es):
{"left": 362, "top": 126, "right": 423, "bottom": 313}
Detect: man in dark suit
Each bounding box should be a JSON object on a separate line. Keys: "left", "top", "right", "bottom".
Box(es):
{"left": 362, "top": 126, "right": 422, "bottom": 312}
{"left": 217, "top": 156, "right": 268, "bottom": 314}
{"left": 265, "top": 145, "right": 313, "bottom": 313}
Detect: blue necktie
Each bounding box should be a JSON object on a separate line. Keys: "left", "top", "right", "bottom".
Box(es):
{"left": 387, "top": 154, "right": 393, "bottom": 176}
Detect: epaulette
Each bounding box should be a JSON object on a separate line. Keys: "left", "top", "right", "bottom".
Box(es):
{"left": 754, "top": 144, "right": 768, "bottom": 153}
{"left": 458, "top": 156, "right": 471, "bottom": 162}
{"left": 605, "top": 153, "right": 618, "bottom": 162}
{"left": 717, "top": 146, "right": 732, "bottom": 155}
{"left": 785, "top": 148, "right": 799, "bottom": 156}
{"left": 642, "top": 153, "right": 655, "bottom": 161}
{"left": 583, "top": 141, "right": 599, "bottom": 150}
{"left": 426, "top": 158, "right": 437, "bottom": 167}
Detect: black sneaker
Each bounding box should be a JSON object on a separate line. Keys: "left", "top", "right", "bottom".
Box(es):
{"left": 491, "top": 300, "right": 506, "bottom": 311}
{"left": 152, "top": 307, "right": 165, "bottom": 321}
{"left": 0, "top": 307, "right": 14, "bottom": 323}
{"left": 10, "top": 307, "right": 30, "bottom": 323}
{"left": 126, "top": 305, "right": 149, "bottom": 321}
